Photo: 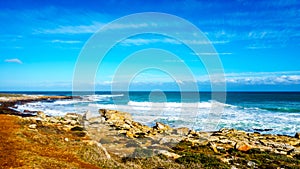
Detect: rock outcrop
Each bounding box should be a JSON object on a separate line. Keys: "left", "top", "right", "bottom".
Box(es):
{"left": 93, "top": 109, "right": 300, "bottom": 161}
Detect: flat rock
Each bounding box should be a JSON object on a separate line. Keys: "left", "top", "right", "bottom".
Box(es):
{"left": 173, "top": 127, "right": 189, "bottom": 136}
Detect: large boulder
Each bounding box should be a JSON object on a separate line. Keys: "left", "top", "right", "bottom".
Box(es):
{"left": 153, "top": 122, "right": 173, "bottom": 133}
{"left": 99, "top": 109, "right": 132, "bottom": 123}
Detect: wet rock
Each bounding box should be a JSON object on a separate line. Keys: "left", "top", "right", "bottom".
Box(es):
{"left": 253, "top": 128, "right": 273, "bottom": 132}
{"left": 295, "top": 133, "right": 300, "bottom": 139}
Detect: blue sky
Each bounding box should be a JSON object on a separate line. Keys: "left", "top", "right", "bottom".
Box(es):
{"left": 0, "top": 0, "right": 299, "bottom": 91}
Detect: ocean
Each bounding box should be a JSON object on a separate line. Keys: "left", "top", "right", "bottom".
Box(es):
{"left": 5, "top": 91, "right": 300, "bottom": 136}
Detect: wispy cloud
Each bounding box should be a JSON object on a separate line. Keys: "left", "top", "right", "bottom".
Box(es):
{"left": 4, "top": 58, "right": 23, "bottom": 64}
{"left": 120, "top": 38, "right": 230, "bottom": 46}
{"left": 194, "top": 52, "right": 232, "bottom": 56}
{"left": 51, "top": 40, "right": 82, "bottom": 44}
{"left": 37, "top": 22, "right": 151, "bottom": 35}
{"left": 120, "top": 38, "right": 180, "bottom": 46}
{"left": 193, "top": 71, "right": 300, "bottom": 85}
{"left": 224, "top": 71, "right": 300, "bottom": 85}
{"left": 36, "top": 22, "right": 104, "bottom": 34}
{"left": 164, "top": 59, "right": 185, "bottom": 63}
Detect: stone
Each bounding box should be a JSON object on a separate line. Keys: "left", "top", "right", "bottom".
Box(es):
{"left": 247, "top": 161, "right": 256, "bottom": 167}
{"left": 158, "top": 137, "right": 180, "bottom": 145}
{"left": 288, "top": 148, "right": 300, "bottom": 156}
{"left": 99, "top": 109, "right": 132, "bottom": 122}
{"left": 235, "top": 142, "right": 252, "bottom": 152}
{"left": 295, "top": 133, "right": 300, "bottom": 139}
{"left": 70, "top": 120, "right": 78, "bottom": 126}
{"left": 28, "top": 124, "right": 37, "bottom": 129}
{"left": 188, "top": 130, "right": 200, "bottom": 137}
{"left": 37, "top": 111, "right": 46, "bottom": 119}
{"left": 49, "top": 118, "right": 59, "bottom": 123}
{"left": 118, "top": 123, "right": 132, "bottom": 130}
{"left": 88, "top": 116, "right": 105, "bottom": 125}
{"left": 173, "top": 127, "right": 189, "bottom": 135}
{"left": 154, "top": 122, "right": 172, "bottom": 132}
{"left": 126, "top": 131, "right": 134, "bottom": 138}
{"left": 157, "top": 150, "right": 181, "bottom": 159}
{"left": 65, "top": 113, "right": 81, "bottom": 121}
{"left": 220, "top": 158, "right": 231, "bottom": 164}
{"left": 209, "top": 142, "right": 218, "bottom": 153}
{"left": 259, "top": 139, "right": 269, "bottom": 146}
{"left": 83, "top": 110, "right": 93, "bottom": 120}
{"left": 70, "top": 126, "right": 84, "bottom": 131}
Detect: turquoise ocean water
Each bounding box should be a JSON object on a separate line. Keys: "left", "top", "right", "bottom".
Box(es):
{"left": 4, "top": 91, "right": 300, "bottom": 136}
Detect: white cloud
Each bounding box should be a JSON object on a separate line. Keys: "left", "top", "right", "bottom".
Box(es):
{"left": 37, "top": 22, "right": 104, "bottom": 34}
{"left": 120, "top": 38, "right": 180, "bottom": 46}
{"left": 224, "top": 71, "right": 300, "bottom": 85}
{"left": 194, "top": 52, "right": 232, "bottom": 56}
{"left": 164, "top": 59, "right": 185, "bottom": 63}
{"left": 105, "top": 23, "right": 150, "bottom": 30}
{"left": 37, "top": 22, "right": 151, "bottom": 35}
{"left": 51, "top": 40, "right": 82, "bottom": 44}
{"left": 4, "top": 58, "right": 23, "bottom": 64}
{"left": 120, "top": 37, "right": 230, "bottom": 46}
{"left": 183, "top": 40, "right": 229, "bottom": 45}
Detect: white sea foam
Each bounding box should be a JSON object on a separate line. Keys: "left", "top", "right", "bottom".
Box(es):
{"left": 14, "top": 96, "right": 300, "bottom": 136}
{"left": 82, "top": 94, "right": 124, "bottom": 101}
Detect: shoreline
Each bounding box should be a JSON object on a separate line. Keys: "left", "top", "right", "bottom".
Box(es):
{"left": 0, "top": 93, "right": 78, "bottom": 117}
{"left": 1, "top": 94, "right": 300, "bottom": 168}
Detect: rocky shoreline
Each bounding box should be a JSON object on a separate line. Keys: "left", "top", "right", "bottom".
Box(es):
{"left": 0, "top": 93, "right": 77, "bottom": 116}
{"left": 19, "top": 108, "right": 300, "bottom": 168}
{"left": 1, "top": 94, "right": 300, "bottom": 168}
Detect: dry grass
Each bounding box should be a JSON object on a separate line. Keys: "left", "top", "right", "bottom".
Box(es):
{"left": 0, "top": 114, "right": 101, "bottom": 169}
{"left": 0, "top": 114, "right": 186, "bottom": 169}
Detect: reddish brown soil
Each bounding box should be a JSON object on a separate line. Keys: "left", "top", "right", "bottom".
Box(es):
{"left": 0, "top": 114, "right": 101, "bottom": 169}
